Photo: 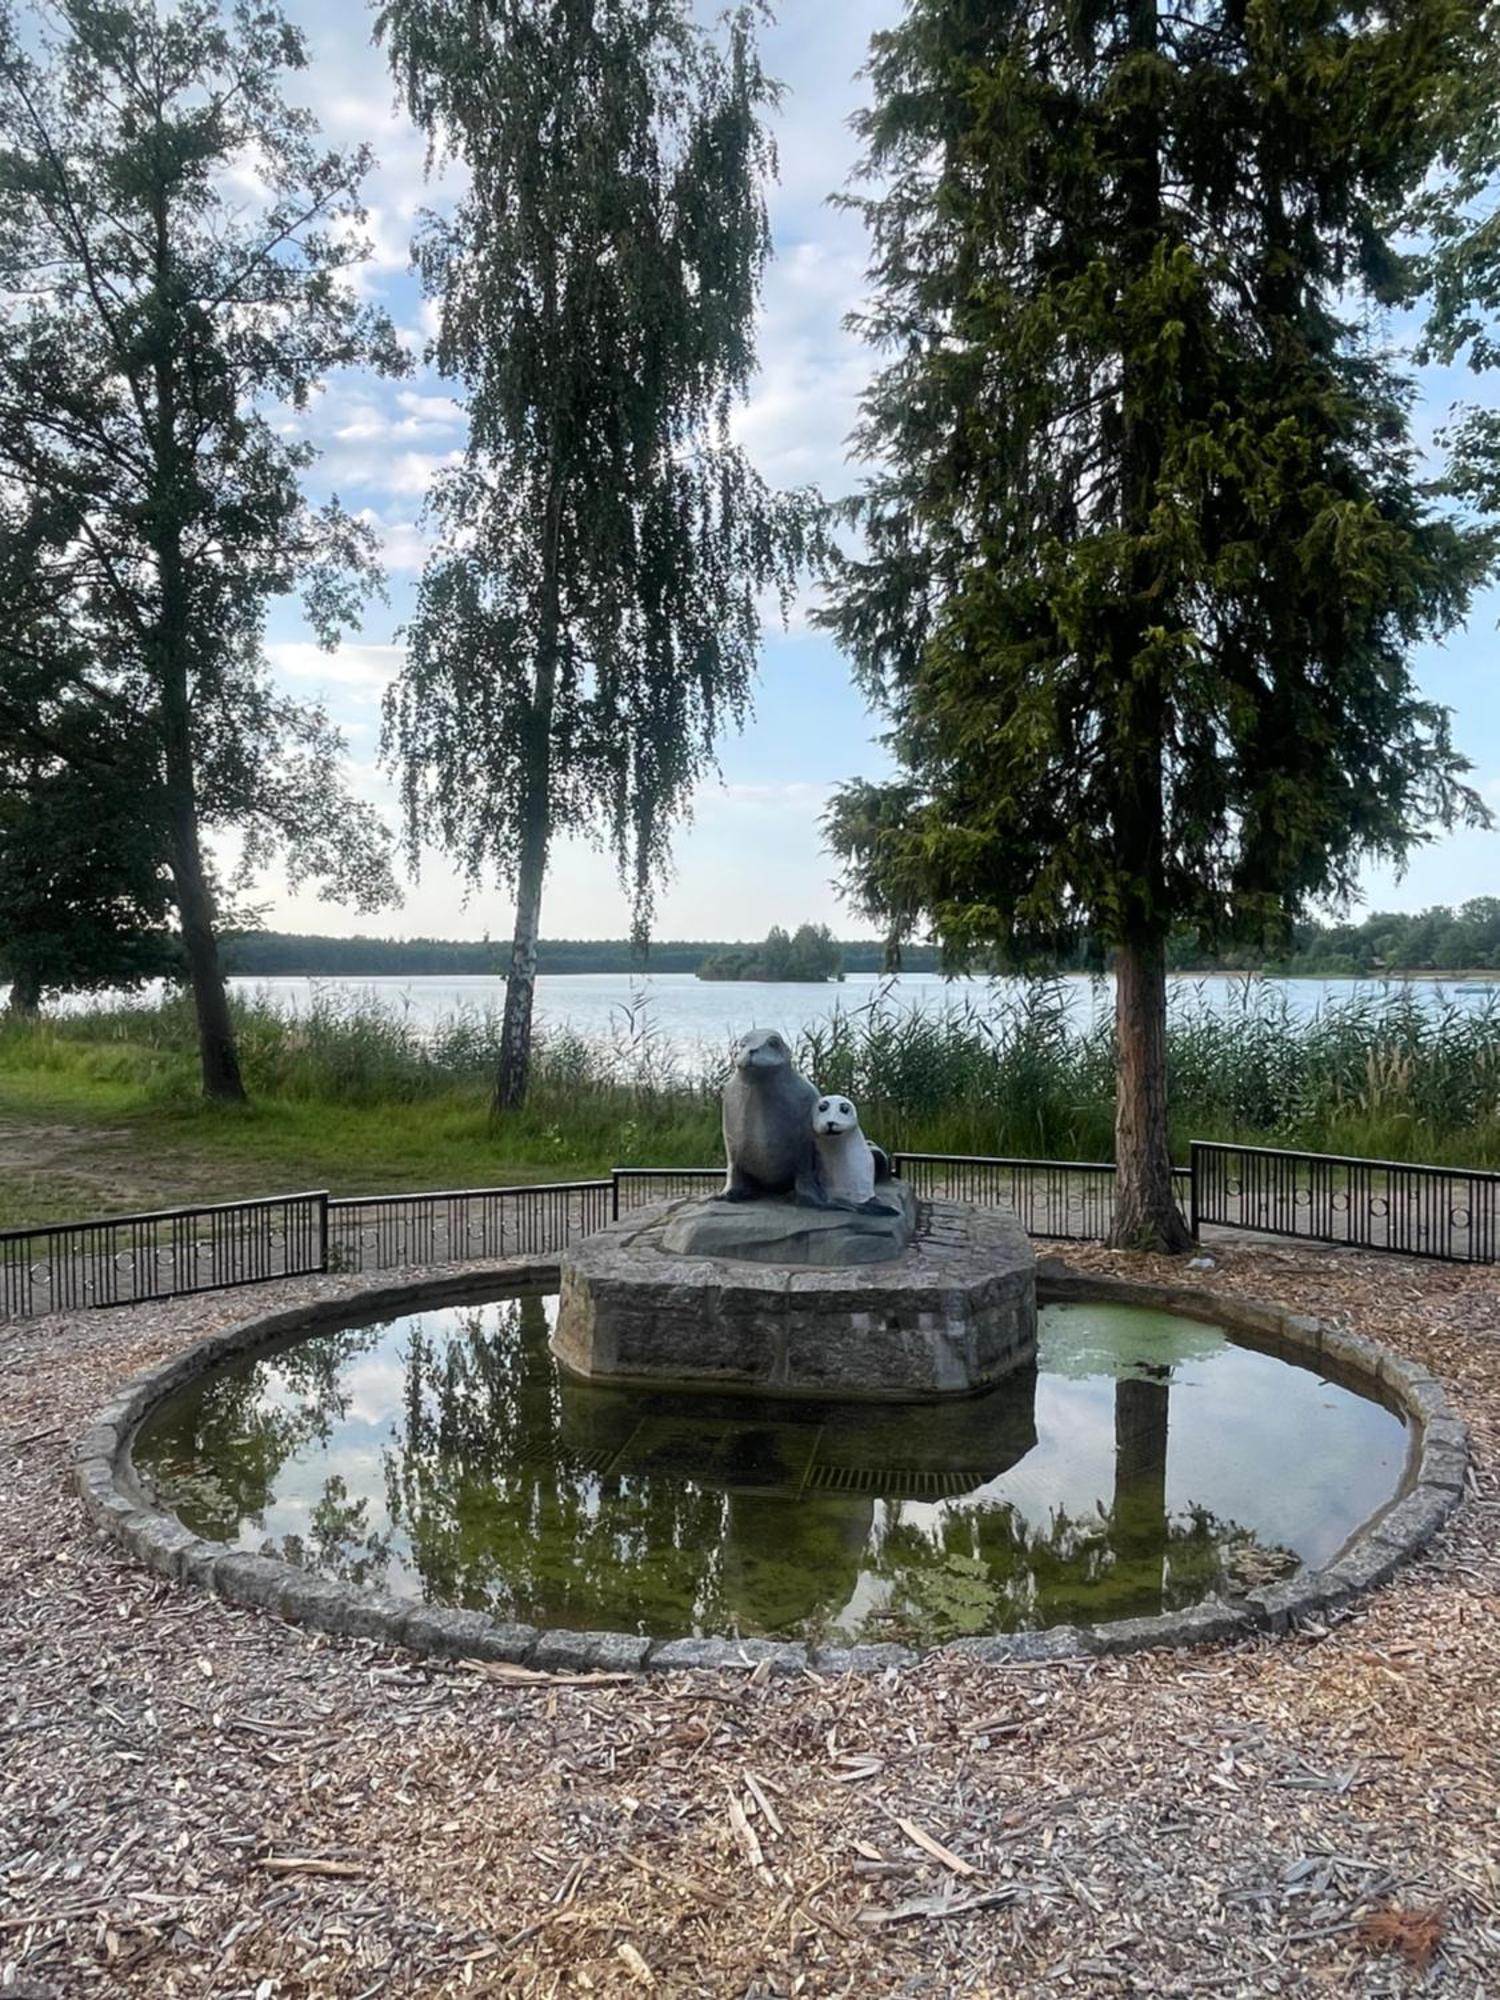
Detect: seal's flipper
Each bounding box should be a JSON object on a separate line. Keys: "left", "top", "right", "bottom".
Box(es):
{"left": 870, "top": 1144, "right": 893, "bottom": 1184}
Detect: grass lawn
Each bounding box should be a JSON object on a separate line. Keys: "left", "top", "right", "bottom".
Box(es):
{"left": 0, "top": 1070, "right": 669, "bottom": 1229}
{"left": 6, "top": 980, "right": 1499, "bottom": 1229}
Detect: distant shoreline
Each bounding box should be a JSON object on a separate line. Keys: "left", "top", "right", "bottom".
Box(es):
{"left": 217, "top": 928, "right": 1500, "bottom": 984}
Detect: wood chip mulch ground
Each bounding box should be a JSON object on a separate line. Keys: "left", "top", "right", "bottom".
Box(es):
{"left": 2, "top": 1241, "right": 1497, "bottom": 1997}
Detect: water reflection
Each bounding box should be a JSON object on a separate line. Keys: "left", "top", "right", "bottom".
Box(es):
{"left": 134, "top": 1294, "right": 1411, "bottom": 1646}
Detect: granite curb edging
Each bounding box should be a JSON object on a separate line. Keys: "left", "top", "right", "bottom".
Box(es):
{"left": 73, "top": 1259, "right": 1470, "bottom": 1676}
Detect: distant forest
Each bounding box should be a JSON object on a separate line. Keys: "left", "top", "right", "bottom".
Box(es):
{"left": 222, "top": 901, "right": 1500, "bottom": 980}
{"left": 698, "top": 925, "right": 844, "bottom": 982}
{"left": 222, "top": 932, "right": 943, "bottom": 977}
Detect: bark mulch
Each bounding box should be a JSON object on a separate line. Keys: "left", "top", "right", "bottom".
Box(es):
{"left": 1, "top": 1241, "right": 1496, "bottom": 1997}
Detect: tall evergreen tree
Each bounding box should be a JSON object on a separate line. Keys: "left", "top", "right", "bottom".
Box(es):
{"left": 1420, "top": 2, "right": 1500, "bottom": 510}
{"left": 378, "top": 0, "right": 820, "bottom": 1111}
{"left": 0, "top": 0, "right": 402, "bottom": 1098}
{"left": 821, "top": 0, "right": 1494, "bottom": 1248}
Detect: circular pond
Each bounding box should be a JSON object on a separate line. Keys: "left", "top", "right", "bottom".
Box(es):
{"left": 130, "top": 1289, "right": 1414, "bottom": 1649}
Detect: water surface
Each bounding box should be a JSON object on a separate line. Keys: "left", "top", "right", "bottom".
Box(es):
{"left": 47, "top": 967, "right": 1500, "bottom": 1064}
{"left": 133, "top": 1293, "right": 1411, "bottom": 1645}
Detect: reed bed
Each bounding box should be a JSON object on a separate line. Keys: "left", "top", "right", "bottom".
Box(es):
{"left": 3, "top": 976, "right": 1498, "bottom": 1166}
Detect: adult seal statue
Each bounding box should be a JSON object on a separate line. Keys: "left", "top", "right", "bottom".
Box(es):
{"left": 716, "top": 1028, "right": 821, "bottom": 1204}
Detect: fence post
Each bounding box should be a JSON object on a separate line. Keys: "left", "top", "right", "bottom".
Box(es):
{"left": 317, "top": 1191, "right": 330, "bottom": 1274}
{"left": 1188, "top": 1143, "right": 1201, "bottom": 1243}
{"left": 611, "top": 1170, "right": 620, "bottom": 1224}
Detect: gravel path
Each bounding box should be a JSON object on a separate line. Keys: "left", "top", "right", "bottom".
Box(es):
{"left": 2, "top": 1241, "right": 1496, "bottom": 1997}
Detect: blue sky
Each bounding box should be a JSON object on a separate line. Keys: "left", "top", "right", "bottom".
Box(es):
{"left": 255, "top": 1, "right": 1500, "bottom": 943}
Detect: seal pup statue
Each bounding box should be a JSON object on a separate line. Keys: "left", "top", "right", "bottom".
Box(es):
{"left": 812, "top": 1093, "right": 897, "bottom": 1211}
{"left": 716, "top": 1028, "right": 821, "bottom": 1204}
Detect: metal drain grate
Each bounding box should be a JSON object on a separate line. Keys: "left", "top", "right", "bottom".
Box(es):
{"left": 804, "top": 1463, "right": 990, "bottom": 1499}
{"left": 511, "top": 1440, "right": 622, "bottom": 1474}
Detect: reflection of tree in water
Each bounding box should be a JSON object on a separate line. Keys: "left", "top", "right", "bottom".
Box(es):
{"left": 872, "top": 1374, "right": 1289, "bottom": 1642}
{"left": 140, "top": 1294, "right": 1302, "bottom": 1645}
{"left": 381, "top": 1303, "right": 1292, "bottom": 1643}
{"left": 135, "top": 1323, "right": 389, "bottom": 1543}
{"left": 281, "top": 1474, "right": 393, "bottom": 1589}
{"left": 382, "top": 1296, "right": 876, "bottom": 1636}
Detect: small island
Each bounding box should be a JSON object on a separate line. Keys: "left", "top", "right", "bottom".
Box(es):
{"left": 696, "top": 923, "right": 844, "bottom": 984}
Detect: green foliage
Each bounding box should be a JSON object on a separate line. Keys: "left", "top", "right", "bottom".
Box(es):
{"left": 822, "top": 0, "right": 1491, "bottom": 970}
{"left": 817, "top": 0, "right": 1497, "bottom": 1243}
{"left": 698, "top": 923, "right": 843, "bottom": 982}
{"left": 220, "top": 931, "right": 942, "bottom": 977}
{"left": 377, "top": 0, "right": 821, "bottom": 1104}
{"left": 1174, "top": 897, "right": 1500, "bottom": 975}
{"left": 0, "top": 711, "right": 179, "bottom": 1007}
{"left": 0, "top": 0, "right": 403, "bottom": 1083}
{"left": 6, "top": 982, "right": 1500, "bottom": 1227}
{"left": 1416, "top": 3, "right": 1500, "bottom": 511}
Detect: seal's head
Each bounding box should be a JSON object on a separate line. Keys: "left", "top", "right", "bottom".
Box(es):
{"left": 814, "top": 1094, "right": 859, "bottom": 1137}
{"left": 733, "top": 1028, "right": 793, "bottom": 1074}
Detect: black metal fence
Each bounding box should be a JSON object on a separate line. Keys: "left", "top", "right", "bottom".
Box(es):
{"left": 327, "top": 1180, "right": 612, "bottom": 1275}
{"left": 0, "top": 1191, "right": 328, "bottom": 1320}
{"left": 611, "top": 1167, "right": 722, "bottom": 1218}
{"left": 890, "top": 1152, "right": 1194, "bottom": 1242}
{"left": 5, "top": 1143, "right": 1496, "bottom": 1321}
{"left": 1191, "top": 1141, "right": 1500, "bottom": 1264}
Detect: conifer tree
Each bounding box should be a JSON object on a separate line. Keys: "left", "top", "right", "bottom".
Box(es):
{"left": 1420, "top": 1, "right": 1500, "bottom": 510}
{"left": 379, "top": 0, "right": 819, "bottom": 1111}
{"left": 822, "top": 0, "right": 1494, "bottom": 1248}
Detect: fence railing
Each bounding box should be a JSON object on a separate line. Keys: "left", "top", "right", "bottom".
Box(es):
{"left": 327, "top": 1180, "right": 612, "bottom": 1275}
{"left": 0, "top": 1191, "right": 328, "bottom": 1320}
{"left": 6, "top": 1143, "right": 1496, "bottom": 1321}
{"left": 1191, "top": 1141, "right": 1500, "bottom": 1264}
{"left": 890, "top": 1152, "right": 1194, "bottom": 1243}
{"left": 611, "top": 1167, "right": 722, "bottom": 1219}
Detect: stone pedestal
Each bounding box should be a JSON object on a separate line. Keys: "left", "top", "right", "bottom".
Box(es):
{"left": 660, "top": 1181, "right": 918, "bottom": 1267}
{"left": 552, "top": 1196, "right": 1037, "bottom": 1401}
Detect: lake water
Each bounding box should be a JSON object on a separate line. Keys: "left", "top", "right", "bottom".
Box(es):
{"left": 216, "top": 968, "right": 1499, "bottom": 1054}
{"left": 25, "top": 966, "right": 1499, "bottom": 1064}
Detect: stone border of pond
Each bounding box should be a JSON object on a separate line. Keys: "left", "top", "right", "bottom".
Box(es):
{"left": 72, "top": 1259, "right": 1469, "bottom": 1674}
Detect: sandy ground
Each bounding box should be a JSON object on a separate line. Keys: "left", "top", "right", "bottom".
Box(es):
{"left": 1, "top": 1238, "right": 1497, "bottom": 1998}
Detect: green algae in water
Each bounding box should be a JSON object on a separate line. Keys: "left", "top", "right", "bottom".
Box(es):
{"left": 132, "top": 1294, "right": 1412, "bottom": 1646}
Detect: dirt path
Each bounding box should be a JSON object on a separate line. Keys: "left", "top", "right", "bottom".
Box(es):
{"left": 0, "top": 1105, "right": 310, "bottom": 1230}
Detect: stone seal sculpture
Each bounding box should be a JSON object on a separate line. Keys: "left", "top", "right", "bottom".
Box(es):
{"left": 811, "top": 1092, "right": 885, "bottom": 1210}
{"left": 717, "top": 1028, "right": 821, "bottom": 1205}
{"left": 552, "top": 1020, "right": 1039, "bottom": 1392}
{"left": 656, "top": 1028, "right": 918, "bottom": 1265}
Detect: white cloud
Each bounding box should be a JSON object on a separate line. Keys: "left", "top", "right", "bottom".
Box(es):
{"left": 267, "top": 639, "right": 404, "bottom": 698}
{"left": 332, "top": 390, "right": 462, "bottom": 445}
{"left": 358, "top": 510, "right": 433, "bottom": 574}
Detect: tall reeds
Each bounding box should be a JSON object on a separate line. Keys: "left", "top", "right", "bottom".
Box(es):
{"left": 3, "top": 977, "right": 1497, "bottom": 1166}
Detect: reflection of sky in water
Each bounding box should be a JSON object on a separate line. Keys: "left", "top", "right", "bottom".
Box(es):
{"left": 135, "top": 1293, "right": 1413, "bottom": 1644}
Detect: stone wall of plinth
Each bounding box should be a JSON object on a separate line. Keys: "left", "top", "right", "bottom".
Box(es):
{"left": 552, "top": 1197, "right": 1037, "bottom": 1400}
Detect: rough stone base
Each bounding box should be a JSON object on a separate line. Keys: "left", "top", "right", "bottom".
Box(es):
{"left": 551, "top": 1196, "right": 1037, "bottom": 1400}
{"left": 660, "top": 1181, "right": 918, "bottom": 1267}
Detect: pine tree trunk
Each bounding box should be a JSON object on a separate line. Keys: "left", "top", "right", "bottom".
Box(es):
{"left": 493, "top": 797, "right": 549, "bottom": 1114}
{"left": 148, "top": 196, "right": 245, "bottom": 1106}
{"left": 1104, "top": 0, "right": 1187, "bottom": 1253}
{"left": 1109, "top": 940, "right": 1191, "bottom": 1249}
{"left": 5, "top": 964, "right": 41, "bottom": 1015}
{"left": 166, "top": 762, "right": 245, "bottom": 1103}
